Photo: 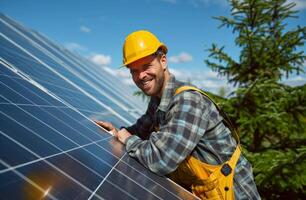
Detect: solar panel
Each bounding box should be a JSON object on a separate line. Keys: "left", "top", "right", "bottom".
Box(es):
{"left": 0, "top": 13, "right": 199, "bottom": 199}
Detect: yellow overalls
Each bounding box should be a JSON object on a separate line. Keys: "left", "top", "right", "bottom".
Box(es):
{"left": 169, "top": 86, "right": 241, "bottom": 200}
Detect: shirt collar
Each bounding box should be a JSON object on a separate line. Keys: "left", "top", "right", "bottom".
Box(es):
{"left": 157, "top": 73, "right": 179, "bottom": 112}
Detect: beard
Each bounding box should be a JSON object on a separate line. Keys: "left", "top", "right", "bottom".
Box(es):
{"left": 137, "top": 73, "right": 165, "bottom": 97}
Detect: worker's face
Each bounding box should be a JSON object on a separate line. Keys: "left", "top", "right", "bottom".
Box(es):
{"left": 128, "top": 54, "right": 167, "bottom": 97}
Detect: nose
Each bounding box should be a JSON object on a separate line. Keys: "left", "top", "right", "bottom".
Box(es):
{"left": 138, "top": 70, "right": 147, "bottom": 80}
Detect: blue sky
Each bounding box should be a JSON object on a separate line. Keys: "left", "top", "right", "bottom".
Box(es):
{"left": 1, "top": 0, "right": 305, "bottom": 94}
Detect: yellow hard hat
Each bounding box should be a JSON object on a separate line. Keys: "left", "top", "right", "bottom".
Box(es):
{"left": 122, "top": 30, "right": 168, "bottom": 66}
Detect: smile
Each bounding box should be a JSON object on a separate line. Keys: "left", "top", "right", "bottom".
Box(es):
{"left": 141, "top": 79, "right": 153, "bottom": 89}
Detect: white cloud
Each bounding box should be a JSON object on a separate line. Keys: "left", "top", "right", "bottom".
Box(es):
{"left": 189, "top": 0, "right": 306, "bottom": 10}
{"left": 97, "top": 63, "right": 305, "bottom": 95}
{"left": 288, "top": 0, "right": 306, "bottom": 10}
{"left": 169, "top": 52, "right": 193, "bottom": 63}
{"left": 169, "top": 67, "right": 306, "bottom": 96}
{"left": 202, "top": 71, "right": 220, "bottom": 80}
{"left": 102, "top": 66, "right": 117, "bottom": 76}
{"left": 100, "top": 66, "right": 135, "bottom": 86}
{"left": 89, "top": 53, "right": 112, "bottom": 67}
{"left": 168, "top": 68, "right": 184, "bottom": 78}
{"left": 117, "top": 69, "right": 132, "bottom": 78}
{"left": 169, "top": 67, "right": 233, "bottom": 95}
{"left": 282, "top": 75, "right": 306, "bottom": 86}
{"left": 80, "top": 25, "right": 91, "bottom": 33}
{"left": 98, "top": 64, "right": 234, "bottom": 94}
{"left": 122, "top": 78, "right": 135, "bottom": 86}
{"left": 64, "top": 42, "right": 87, "bottom": 53}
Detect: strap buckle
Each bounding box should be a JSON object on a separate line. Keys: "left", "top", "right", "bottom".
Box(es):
{"left": 221, "top": 163, "right": 232, "bottom": 176}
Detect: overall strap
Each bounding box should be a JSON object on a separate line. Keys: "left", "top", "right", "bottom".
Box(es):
{"left": 175, "top": 85, "right": 240, "bottom": 145}
{"left": 175, "top": 86, "right": 242, "bottom": 200}
{"left": 175, "top": 86, "right": 218, "bottom": 107}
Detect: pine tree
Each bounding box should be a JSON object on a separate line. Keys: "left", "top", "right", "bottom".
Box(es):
{"left": 205, "top": 0, "right": 306, "bottom": 199}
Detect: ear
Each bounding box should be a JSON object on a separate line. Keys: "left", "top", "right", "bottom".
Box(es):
{"left": 160, "top": 55, "right": 167, "bottom": 70}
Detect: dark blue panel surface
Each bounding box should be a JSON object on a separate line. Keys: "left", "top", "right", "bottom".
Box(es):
{"left": 94, "top": 180, "right": 137, "bottom": 200}
{"left": 0, "top": 13, "right": 198, "bottom": 200}
{"left": 17, "top": 161, "right": 94, "bottom": 199}
{"left": 0, "top": 133, "right": 37, "bottom": 170}
{"left": 47, "top": 152, "right": 103, "bottom": 191}
{"left": 0, "top": 171, "right": 43, "bottom": 199}
{"left": 0, "top": 105, "right": 60, "bottom": 157}
{"left": 100, "top": 169, "right": 161, "bottom": 200}
{"left": 0, "top": 25, "right": 137, "bottom": 122}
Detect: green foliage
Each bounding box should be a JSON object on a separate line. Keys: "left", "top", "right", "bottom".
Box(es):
{"left": 205, "top": 0, "right": 306, "bottom": 199}
{"left": 222, "top": 80, "right": 306, "bottom": 151}
{"left": 205, "top": 0, "right": 305, "bottom": 86}
{"left": 244, "top": 147, "right": 306, "bottom": 199}
{"left": 218, "top": 86, "right": 227, "bottom": 98}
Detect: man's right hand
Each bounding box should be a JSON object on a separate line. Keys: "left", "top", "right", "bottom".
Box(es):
{"left": 94, "top": 120, "right": 118, "bottom": 136}
{"left": 94, "top": 121, "right": 132, "bottom": 144}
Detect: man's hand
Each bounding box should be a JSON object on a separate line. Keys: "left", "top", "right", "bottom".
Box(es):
{"left": 116, "top": 128, "right": 132, "bottom": 144}
{"left": 94, "top": 120, "right": 132, "bottom": 144}
{"left": 94, "top": 120, "right": 118, "bottom": 136}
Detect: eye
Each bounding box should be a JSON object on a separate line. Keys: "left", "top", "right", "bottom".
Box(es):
{"left": 144, "top": 65, "right": 150, "bottom": 69}
{"left": 130, "top": 69, "right": 137, "bottom": 75}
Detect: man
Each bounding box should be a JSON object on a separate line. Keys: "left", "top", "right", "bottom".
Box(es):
{"left": 96, "top": 30, "right": 260, "bottom": 199}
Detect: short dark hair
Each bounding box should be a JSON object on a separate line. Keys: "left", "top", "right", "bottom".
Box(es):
{"left": 153, "top": 48, "right": 165, "bottom": 59}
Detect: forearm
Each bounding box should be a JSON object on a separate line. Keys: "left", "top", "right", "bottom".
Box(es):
{"left": 125, "top": 133, "right": 178, "bottom": 175}
{"left": 124, "top": 92, "right": 209, "bottom": 176}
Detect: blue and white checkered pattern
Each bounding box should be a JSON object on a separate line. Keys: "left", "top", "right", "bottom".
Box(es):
{"left": 125, "top": 74, "right": 260, "bottom": 199}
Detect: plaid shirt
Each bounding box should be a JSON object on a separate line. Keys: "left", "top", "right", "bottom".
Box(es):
{"left": 125, "top": 74, "right": 260, "bottom": 199}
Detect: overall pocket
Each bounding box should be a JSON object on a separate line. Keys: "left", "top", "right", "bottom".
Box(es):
{"left": 192, "top": 178, "right": 224, "bottom": 200}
